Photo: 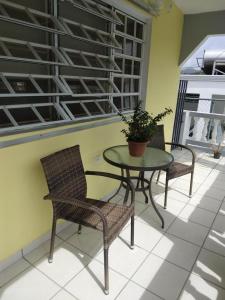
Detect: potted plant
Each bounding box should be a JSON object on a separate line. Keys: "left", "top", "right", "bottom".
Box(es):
{"left": 118, "top": 102, "right": 172, "bottom": 156}
{"left": 212, "top": 143, "right": 223, "bottom": 159}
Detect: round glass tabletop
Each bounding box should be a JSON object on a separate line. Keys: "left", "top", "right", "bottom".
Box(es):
{"left": 103, "top": 145, "right": 174, "bottom": 171}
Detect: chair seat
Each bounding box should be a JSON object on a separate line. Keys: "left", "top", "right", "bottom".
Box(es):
{"left": 167, "top": 161, "right": 193, "bottom": 180}
{"left": 61, "top": 199, "right": 134, "bottom": 245}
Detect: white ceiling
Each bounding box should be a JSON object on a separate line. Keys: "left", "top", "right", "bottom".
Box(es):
{"left": 173, "top": 0, "right": 225, "bottom": 14}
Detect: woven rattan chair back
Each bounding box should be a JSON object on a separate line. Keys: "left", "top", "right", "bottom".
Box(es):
{"left": 148, "top": 124, "right": 165, "bottom": 150}
{"left": 41, "top": 145, "right": 87, "bottom": 201}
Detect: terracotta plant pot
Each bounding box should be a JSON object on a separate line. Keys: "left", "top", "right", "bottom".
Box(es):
{"left": 213, "top": 152, "right": 221, "bottom": 159}
{"left": 128, "top": 141, "right": 148, "bottom": 157}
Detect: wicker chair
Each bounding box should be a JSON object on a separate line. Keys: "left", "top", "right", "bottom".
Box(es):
{"left": 139, "top": 125, "right": 196, "bottom": 209}
{"left": 40, "top": 145, "right": 135, "bottom": 295}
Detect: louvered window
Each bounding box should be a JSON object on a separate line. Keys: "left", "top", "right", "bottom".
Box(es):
{"left": 0, "top": 0, "right": 147, "bottom": 134}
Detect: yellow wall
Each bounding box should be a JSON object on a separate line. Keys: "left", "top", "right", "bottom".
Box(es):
{"left": 146, "top": 5, "right": 183, "bottom": 141}
{"left": 0, "top": 3, "right": 183, "bottom": 261}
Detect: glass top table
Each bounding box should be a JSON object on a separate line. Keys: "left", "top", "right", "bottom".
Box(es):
{"left": 103, "top": 145, "right": 173, "bottom": 171}
{"left": 103, "top": 145, "right": 174, "bottom": 228}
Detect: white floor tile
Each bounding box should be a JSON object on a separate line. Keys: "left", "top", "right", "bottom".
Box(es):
{"left": 24, "top": 237, "right": 63, "bottom": 264}
{"left": 51, "top": 289, "right": 77, "bottom": 300}
{"left": 157, "top": 189, "right": 190, "bottom": 204}
{"left": 0, "top": 267, "right": 59, "bottom": 300}
{"left": 95, "top": 238, "right": 148, "bottom": 278}
{"left": 180, "top": 273, "right": 225, "bottom": 300}
{"left": 132, "top": 254, "right": 189, "bottom": 300}
{"left": 197, "top": 186, "right": 225, "bottom": 201}
{"left": 0, "top": 258, "right": 30, "bottom": 287}
{"left": 116, "top": 281, "right": 161, "bottom": 300}
{"left": 135, "top": 201, "right": 148, "bottom": 216}
{"left": 193, "top": 249, "right": 225, "bottom": 289}
{"left": 138, "top": 205, "right": 176, "bottom": 231}
{"left": 178, "top": 205, "right": 216, "bottom": 228}
{"left": 57, "top": 224, "right": 79, "bottom": 241}
{"left": 152, "top": 233, "right": 200, "bottom": 271}
{"left": 67, "top": 227, "right": 103, "bottom": 258}
{"left": 167, "top": 218, "right": 209, "bottom": 246}
{"left": 65, "top": 260, "right": 128, "bottom": 300}
{"left": 204, "top": 229, "right": 225, "bottom": 257}
{"left": 156, "top": 197, "right": 186, "bottom": 215}
{"left": 120, "top": 219, "right": 162, "bottom": 252}
{"left": 34, "top": 242, "right": 91, "bottom": 286}
{"left": 219, "top": 201, "right": 225, "bottom": 215}
{"left": 212, "top": 213, "right": 225, "bottom": 233}
{"left": 189, "top": 194, "right": 221, "bottom": 213}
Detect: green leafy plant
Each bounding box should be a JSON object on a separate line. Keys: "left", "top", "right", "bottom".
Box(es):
{"left": 118, "top": 102, "right": 173, "bottom": 142}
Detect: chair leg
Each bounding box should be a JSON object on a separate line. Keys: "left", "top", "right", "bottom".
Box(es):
{"left": 49, "top": 216, "right": 57, "bottom": 263}
{"left": 156, "top": 171, "right": 161, "bottom": 184}
{"left": 131, "top": 215, "right": 134, "bottom": 249}
{"left": 164, "top": 175, "right": 169, "bottom": 209}
{"left": 104, "top": 247, "right": 109, "bottom": 295}
{"left": 189, "top": 171, "right": 194, "bottom": 197}
{"left": 78, "top": 224, "right": 82, "bottom": 234}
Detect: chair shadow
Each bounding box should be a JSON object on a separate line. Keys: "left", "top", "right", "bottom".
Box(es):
{"left": 1, "top": 151, "right": 225, "bottom": 299}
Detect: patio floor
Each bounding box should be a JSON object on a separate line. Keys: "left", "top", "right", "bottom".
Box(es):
{"left": 1, "top": 148, "right": 225, "bottom": 300}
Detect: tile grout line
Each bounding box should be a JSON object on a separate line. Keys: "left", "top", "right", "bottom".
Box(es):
{"left": 176, "top": 162, "right": 225, "bottom": 299}
{"left": 125, "top": 151, "right": 224, "bottom": 298}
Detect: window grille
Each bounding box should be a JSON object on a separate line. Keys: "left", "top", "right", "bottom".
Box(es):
{"left": 0, "top": 0, "right": 146, "bottom": 135}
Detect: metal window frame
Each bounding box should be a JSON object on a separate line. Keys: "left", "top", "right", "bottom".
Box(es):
{"left": 0, "top": 102, "right": 70, "bottom": 133}
{"left": 61, "top": 0, "right": 123, "bottom": 25}
{"left": 60, "top": 47, "right": 121, "bottom": 72}
{"left": 0, "top": 0, "right": 121, "bottom": 49}
{"left": 0, "top": 0, "right": 64, "bottom": 34}
{"left": 0, "top": 37, "right": 70, "bottom": 67}
{"left": 61, "top": 98, "right": 119, "bottom": 121}
{"left": 60, "top": 75, "right": 140, "bottom": 97}
{"left": 60, "top": 17, "right": 121, "bottom": 49}
{"left": 0, "top": 73, "right": 70, "bottom": 97}
{"left": 0, "top": 0, "right": 151, "bottom": 138}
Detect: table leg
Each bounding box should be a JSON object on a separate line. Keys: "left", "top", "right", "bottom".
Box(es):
{"left": 124, "top": 169, "right": 131, "bottom": 204}
{"left": 107, "top": 168, "right": 124, "bottom": 202}
{"left": 140, "top": 171, "right": 149, "bottom": 204}
{"left": 149, "top": 170, "right": 164, "bottom": 229}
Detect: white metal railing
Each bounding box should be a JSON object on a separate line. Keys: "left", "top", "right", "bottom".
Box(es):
{"left": 180, "top": 110, "right": 225, "bottom": 150}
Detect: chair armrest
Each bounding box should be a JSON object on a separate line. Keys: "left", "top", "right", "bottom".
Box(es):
{"left": 43, "top": 193, "right": 109, "bottom": 233}
{"left": 165, "top": 142, "right": 196, "bottom": 165}
{"left": 85, "top": 170, "right": 135, "bottom": 204}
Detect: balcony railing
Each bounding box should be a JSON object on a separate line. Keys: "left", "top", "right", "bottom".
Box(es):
{"left": 180, "top": 110, "right": 225, "bottom": 150}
